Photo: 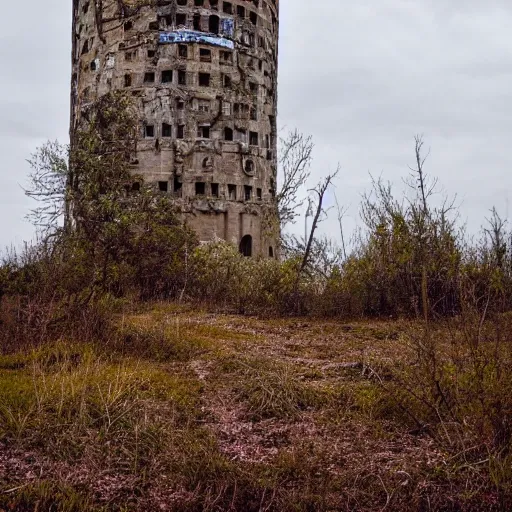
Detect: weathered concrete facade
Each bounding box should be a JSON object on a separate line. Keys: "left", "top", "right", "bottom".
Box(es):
{"left": 71, "top": 0, "right": 279, "bottom": 257}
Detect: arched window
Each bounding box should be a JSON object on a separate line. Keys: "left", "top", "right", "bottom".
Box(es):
{"left": 239, "top": 235, "right": 252, "bottom": 257}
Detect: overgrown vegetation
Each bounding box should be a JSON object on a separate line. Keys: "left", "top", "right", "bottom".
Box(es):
{"left": 3, "top": 92, "right": 512, "bottom": 509}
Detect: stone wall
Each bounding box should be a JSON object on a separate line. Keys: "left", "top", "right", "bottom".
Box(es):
{"left": 71, "top": 0, "right": 279, "bottom": 257}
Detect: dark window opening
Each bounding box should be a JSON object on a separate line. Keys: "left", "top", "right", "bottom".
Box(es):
{"left": 223, "top": 2, "right": 232, "bottom": 14}
{"left": 239, "top": 235, "right": 252, "bottom": 257}
{"left": 244, "top": 159, "right": 255, "bottom": 174}
{"left": 250, "top": 107, "right": 257, "bottom": 120}
{"left": 194, "top": 0, "right": 204, "bottom": 5}
{"left": 223, "top": 74, "right": 232, "bottom": 87}
{"left": 161, "top": 70, "right": 173, "bottom": 83}
{"left": 209, "top": 14, "right": 220, "bottom": 34}
{"left": 158, "top": 181, "right": 169, "bottom": 192}
{"left": 162, "top": 123, "right": 172, "bottom": 137}
{"left": 249, "top": 81, "right": 258, "bottom": 93}
{"left": 178, "top": 70, "right": 187, "bottom": 85}
{"left": 249, "top": 11, "right": 257, "bottom": 25}
{"left": 257, "top": 188, "right": 262, "bottom": 200}
{"left": 177, "top": 0, "right": 187, "bottom": 5}
{"left": 269, "top": 246, "right": 274, "bottom": 258}
{"left": 124, "top": 21, "right": 133, "bottom": 31}
{"left": 221, "top": 50, "right": 233, "bottom": 63}
{"left": 178, "top": 44, "right": 188, "bottom": 57}
{"left": 202, "top": 156, "right": 212, "bottom": 168}
{"left": 147, "top": 49, "right": 156, "bottom": 58}
{"left": 199, "top": 72, "right": 211, "bottom": 86}
{"left": 176, "top": 13, "right": 187, "bottom": 26}
{"left": 124, "top": 74, "right": 131, "bottom": 87}
{"left": 249, "top": 132, "right": 259, "bottom": 146}
{"left": 200, "top": 48, "right": 212, "bottom": 61}
{"left": 148, "top": 20, "right": 159, "bottom": 30}
{"left": 145, "top": 125, "right": 155, "bottom": 137}
{"left": 224, "top": 127, "right": 233, "bottom": 141}
{"left": 177, "top": 124, "right": 185, "bottom": 139}
{"left": 193, "top": 12, "right": 201, "bottom": 31}
{"left": 132, "top": 182, "right": 141, "bottom": 192}
{"left": 210, "top": 0, "right": 218, "bottom": 9}
{"left": 81, "top": 41, "right": 89, "bottom": 54}
{"left": 195, "top": 182, "right": 206, "bottom": 195}
{"left": 173, "top": 177, "right": 183, "bottom": 196}
{"left": 211, "top": 183, "right": 219, "bottom": 197}
{"left": 228, "top": 184, "right": 236, "bottom": 200}
{"left": 237, "top": 5, "right": 245, "bottom": 17}
{"left": 90, "top": 60, "right": 97, "bottom": 71}
{"left": 144, "top": 72, "right": 155, "bottom": 83}
{"left": 177, "top": 99, "right": 185, "bottom": 109}
{"left": 197, "top": 125, "right": 210, "bottom": 138}
{"left": 244, "top": 185, "right": 253, "bottom": 201}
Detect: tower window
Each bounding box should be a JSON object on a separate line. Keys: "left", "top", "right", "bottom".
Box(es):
{"left": 177, "top": 0, "right": 187, "bottom": 5}
{"left": 194, "top": 0, "right": 204, "bottom": 5}
{"left": 144, "top": 72, "right": 155, "bottom": 83}
{"left": 249, "top": 131, "right": 259, "bottom": 146}
{"left": 124, "top": 74, "right": 132, "bottom": 87}
{"left": 223, "top": 2, "right": 232, "bottom": 14}
{"left": 176, "top": 13, "right": 187, "bottom": 26}
{"left": 249, "top": 11, "right": 257, "bottom": 25}
{"left": 158, "top": 181, "right": 169, "bottom": 192}
{"left": 162, "top": 123, "right": 172, "bottom": 137}
{"left": 237, "top": 5, "right": 245, "bottom": 17}
{"left": 198, "top": 73, "right": 211, "bottom": 86}
{"left": 223, "top": 74, "right": 232, "bottom": 87}
{"left": 244, "top": 185, "right": 253, "bottom": 201}
{"left": 257, "top": 188, "right": 262, "bottom": 200}
{"left": 193, "top": 13, "right": 201, "bottom": 31}
{"left": 244, "top": 159, "right": 255, "bottom": 174}
{"left": 269, "top": 246, "right": 274, "bottom": 258}
{"left": 195, "top": 182, "right": 206, "bottom": 195}
{"left": 197, "top": 125, "right": 210, "bottom": 138}
{"left": 148, "top": 20, "right": 159, "bottom": 30}
{"left": 228, "top": 184, "right": 236, "bottom": 200}
{"left": 177, "top": 99, "right": 185, "bottom": 110}
{"left": 147, "top": 49, "right": 156, "bottom": 58}
{"left": 124, "top": 21, "right": 133, "bottom": 31}
{"left": 199, "top": 48, "right": 212, "bottom": 62}
{"left": 161, "top": 70, "right": 173, "bottom": 83}
{"left": 198, "top": 99, "right": 210, "bottom": 112}
{"left": 224, "top": 127, "right": 233, "bottom": 141}
{"left": 178, "top": 44, "right": 188, "bottom": 57}
{"left": 178, "top": 70, "right": 187, "bottom": 85}
{"left": 145, "top": 125, "right": 155, "bottom": 137}
{"left": 211, "top": 183, "right": 219, "bottom": 197}
{"left": 209, "top": 14, "right": 220, "bottom": 34}
{"left": 177, "top": 124, "right": 185, "bottom": 139}
{"left": 174, "top": 176, "right": 183, "bottom": 196}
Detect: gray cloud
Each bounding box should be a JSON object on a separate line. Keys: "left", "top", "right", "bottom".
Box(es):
{"left": 1, "top": 0, "right": 512, "bottom": 248}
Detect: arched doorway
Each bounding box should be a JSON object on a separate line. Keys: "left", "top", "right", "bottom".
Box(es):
{"left": 239, "top": 235, "right": 252, "bottom": 257}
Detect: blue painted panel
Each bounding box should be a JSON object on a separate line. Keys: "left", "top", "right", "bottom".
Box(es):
{"left": 159, "top": 30, "right": 235, "bottom": 49}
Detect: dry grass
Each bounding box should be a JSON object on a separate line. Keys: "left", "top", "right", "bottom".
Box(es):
{"left": 0, "top": 305, "right": 509, "bottom": 511}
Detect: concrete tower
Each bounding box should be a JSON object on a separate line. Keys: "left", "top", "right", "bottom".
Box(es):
{"left": 71, "top": 0, "right": 279, "bottom": 258}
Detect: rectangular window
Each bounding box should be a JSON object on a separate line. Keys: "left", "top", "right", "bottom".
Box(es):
{"left": 174, "top": 176, "right": 182, "bottom": 196}
{"left": 178, "top": 70, "right": 187, "bottom": 85}
{"left": 158, "top": 181, "right": 169, "bottom": 192}
{"left": 257, "top": 188, "right": 262, "bottom": 200}
{"left": 176, "top": 13, "right": 187, "bottom": 26}
{"left": 162, "top": 123, "right": 172, "bottom": 137}
{"left": 124, "top": 74, "right": 132, "bottom": 87}
{"left": 177, "top": 124, "right": 185, "bottom": 139}
{"left": 198, "top": 99, "right": 210, "bottom": 112}
{"left": 223, "top": 1, "right": 232, "bottom": 14}
{"left": 228, "top": 184, "right": 236, "bottom": 200}
{"left": 178, "top": 44, "right": 188, "bottom": 57}
{"left": 222, "top": 101, "right": 231, "bottom": 116}
{"left": 199, "top": 48, "right": 212, "bottom": 62}
{"left": 195, "top": 182, "right": 206, "bottom": 195}
{"left": 244, "top": 185, "right": 252, "bottom": 201}
{"left": 223, "top": 74, "right": 232, "bottom": 87}
{"left": 197, "top": 125, "right": 210, "bottom": 138}
{"left": 198, "top": 73, "right": 211, "bottom": 87}
{"left": 145, "top": 125, "right": 155, "bottom": 137}
{"left": 211, "top": 183, "right": 219, "bottom": 197}
{"left": 249, "top": 131, "right": 259, "bottom": 146}
{"left": 161, "top": 70, "right": 173, "bottom": 83}
{"left": 144, "top": 72, "right": 155, "bottom": 83}
{"left": 237, "top": 5, "right": 245, "bottom": 17}
{"left": 221, "top": 51, "right": 233, "bottom": 63}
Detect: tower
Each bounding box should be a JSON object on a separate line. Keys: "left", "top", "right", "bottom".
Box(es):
{"left": 71, "top": 0, "right": 279, "bottom": 258}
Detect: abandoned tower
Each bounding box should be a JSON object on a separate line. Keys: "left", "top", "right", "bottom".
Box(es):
{"left": 71, "top": 0, "right": 279, "bottom": 258}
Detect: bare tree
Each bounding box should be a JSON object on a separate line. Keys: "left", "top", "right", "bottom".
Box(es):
{"left": 300, "top": 168, "right": 340, "bottom": 272}
{"left": 334, "top": 193, "right": 348, "bottom": 261}
{"left": 277, "top": 129, "right": 314, "bottom": 227}
{"left": 24, "top": 141, "right": 69, "bottom": 235}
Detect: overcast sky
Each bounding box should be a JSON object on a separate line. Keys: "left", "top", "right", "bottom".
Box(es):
{"left": 2, "top": 0, "right": 512, "bottom": 249}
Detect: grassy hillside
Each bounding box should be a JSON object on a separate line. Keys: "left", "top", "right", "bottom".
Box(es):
{"left": 0, "top": 304, "right": 507, "bottom": 511}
